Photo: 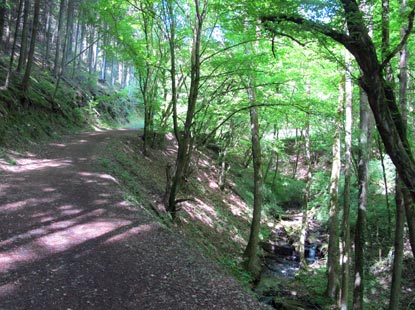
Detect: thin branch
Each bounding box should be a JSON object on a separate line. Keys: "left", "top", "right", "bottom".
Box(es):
{"left": 200, "top": 39, "right": 260, "bottom": 64}
{"left": 272, "top": 32, "right": 310, "bottom": 47}
{"left": 380, "top": 7, "right": 415, "bottom": 70}
{"left": 201, "top": 102, "right": 307, "bottom": 145}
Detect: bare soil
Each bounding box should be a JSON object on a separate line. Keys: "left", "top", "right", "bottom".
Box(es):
{"left": 0, "top": 129, "right": 268, "bottom": 310}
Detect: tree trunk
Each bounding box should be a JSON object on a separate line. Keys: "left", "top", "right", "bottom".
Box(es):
{"left": 340, "top": 52, "right": 353, "bottom": 310}
{"left": 0, "top": 0, "right": 7, "bottom": 44}
{"left": 65, "top": 0, "right": 75, "bottom": 66}
{"left": 43, "top": 0, "right": 52, "bottom": 69}
{"left": 377, "top": 136, "right": 392, "bottom": 237}
{"left": 17, "top": 0, "right": 29, "bottom": 73}
{"left": 54, "top": 0, "right": 66, "bottom": 78}
{"left": 292, "top": 128, "right": 300, "bottom": 178}
{"left": 389, "top": 6, "right": 408, "bottom": 306}
{"left": 243, "top": 93, "right": 263, "bottom": 276}
{"left": 87, "top": 27, "right": 94, "bottom": 74}
{"left": 1, "top": 0, "right": 23, "bottom": 90}
{"left": 353, "top": 88, "right": 372, "bottom": 310}
{"left": 167, "top": 0, "right": 208, "bottom": 218}
{"left": 72, "top": 13, "right": 81, "bottom": 76}
{"left": 327, "top": 77, "right": 343, "bottom": 300}
{"left": 299, "top": 113, "right": 311, "bottom": 269}
{"left": 389, "top": 178, "right": 405, "bottom": 310}
{"left": 21, "top": 0, "right": 40, "bottom": 93}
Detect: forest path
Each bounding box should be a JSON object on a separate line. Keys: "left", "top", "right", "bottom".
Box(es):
{"left": 0, "top": 129, "right": 266, "bottom": 310}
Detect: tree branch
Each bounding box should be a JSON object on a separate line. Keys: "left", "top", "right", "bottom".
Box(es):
{"left": 272, "top": 32, "right": 310, "bottom": 47}
{"left": 380, "top": 7, "right": 415, "bottom": 70}
{"left": 261, "top": 15, "right": 350, "bottom": 48}
{"left": 201, "top": 102, "right": 307, "bottom": 145}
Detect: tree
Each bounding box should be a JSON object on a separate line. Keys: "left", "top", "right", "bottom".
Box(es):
{"left": 389, "top": 2, "right": 409, "bottom": 308}
{"left": 21, "top": 0, "right": 41, "bottom": 93}
{"left": 353, "top": 87, "right": 373, "bottom": 310}
{"left": 326, "top": 76, "right": 343, "bottom": 300}
{"left": 0, "top": 0, "right": 6, "bottom": 43}
{"left": 340, "top": 51, "right": 353, "bottom": 310}
{"left": 16, "top": 0, "right": 29, "bottom": 73}
{"left": 167, "top": 0, "right": 209, "bottom": 218}
{"left": 261, "top": 0, "right": 415, "bottom": 210}
{"left": 54, "top": 0, "right": 66, "bottom": 78}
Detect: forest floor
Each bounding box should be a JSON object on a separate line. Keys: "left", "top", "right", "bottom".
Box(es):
{"left": 0, "top": 129, "right": 269, "bottom": 310}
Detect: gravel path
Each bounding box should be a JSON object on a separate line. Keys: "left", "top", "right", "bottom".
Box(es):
{"left": 0, "top": 130, "right": 268, "bottom": 310}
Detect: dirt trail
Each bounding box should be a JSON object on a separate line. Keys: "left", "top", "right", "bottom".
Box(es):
{"left": 0, "top": 130, "right": 266, "bottom": 310}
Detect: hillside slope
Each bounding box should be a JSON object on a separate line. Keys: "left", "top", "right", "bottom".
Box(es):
{"left": 0, "top": 129, "right": 268, "bottom": 310}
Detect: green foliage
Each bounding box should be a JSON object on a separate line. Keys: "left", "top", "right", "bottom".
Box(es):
{"left": 218, "top": 255, "right": 253, "bottom": 287}
{"left": 273, "top": 176, "right": 305, "bottom": 210}
{"left": 295, "top": 267, "right": 334, "bottom": 308}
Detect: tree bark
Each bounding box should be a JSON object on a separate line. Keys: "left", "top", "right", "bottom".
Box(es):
{"left": 1, "top": 0, "right": 23, "bottom": 90}
{"left": 17, "top": 0, "right": 29, "bottom": 73}
{"left": 340, "top": 52, "right": 353, "bottom": 310}
{"left": 327, "top": 77, "right": 343, "bottom": 300}
{"left": 53, "top": 0, "right": 66, "bottom": 78}
{"left": 389, "top": 5, "right": 409, "bottom": 306}
{"left": 243, "top": 88, "right": 263, "bottom": 276}
{"left": 167, "top": 0, "right": 208, "bottom": 218}
{"left": 21, "top": 0, "right": 40, "bottom": 93}
{"left": 0, "top": 0, "right": 6, "bottom": 44}
{"left": 43, "top": 0, "right": 53, "bottom": 70}
{"left": 299, "top": 112, "right": 311, "bottom": 269}
{"left": 353, "top": 88, "right": 372, "bottom": 310}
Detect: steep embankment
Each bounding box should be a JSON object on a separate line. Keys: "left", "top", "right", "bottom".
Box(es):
{"left": 0, "top": 129, "right": 268, "bottom": 310}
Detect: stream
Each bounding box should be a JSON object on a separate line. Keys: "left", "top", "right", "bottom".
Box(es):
{"left": 255, "top": 242, "right": 321, "bottom": 309}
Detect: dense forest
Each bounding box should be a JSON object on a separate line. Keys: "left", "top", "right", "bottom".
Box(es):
{"left": 1, "top": 0, "right": 415, "bottom": 309}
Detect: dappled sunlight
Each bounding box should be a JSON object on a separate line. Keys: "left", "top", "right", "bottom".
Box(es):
{"left": 0, "top": 158, "right": 72, "bottom": 173}
{"left": 38, "top": 219, "right": 130, "bottom": 251}
{"left": 0, "top": 217, "right": 135, "bottom": 274}
{"left": 104, "top": 223, "right": 157, "bottom": 244}
{"left": 183, "top": 198, "right": 222, "bottom": 229}
{"left": 78, "top": 171, "right": 119, "bottom": 184}
{"left": 0, "top": 282, "right": 20, "bottom": 298}
{"left": 49, "top": 143, "right": 67, "bottom": 148}
{"left": 42, "top": 187, "right": 57, "bottom": 193}
{"left": 0, "top": 197, "right": 56, "bottom": 214}
{"left": 223, "top": 192, "right": 250, "bottom": 219}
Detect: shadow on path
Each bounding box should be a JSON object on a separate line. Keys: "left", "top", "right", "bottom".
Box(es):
{"left": 0, "top": 130, "right": 265, "bottom": 310}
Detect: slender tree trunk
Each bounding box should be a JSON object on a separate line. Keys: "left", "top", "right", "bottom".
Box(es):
{"left": 167, "top": 0, "right": 208, "bottom": 218}
{"left": 340, "top": 52, "right": 353, "bottom": 310}
{"left": 21, "top": 0, "right": 40, "bottom": 93}
{"left": 299, "top": 113, "right": 311, "bottom": 269}
{"left": 78, "top": 18, "right": 85, "bottom": 68}
{"left": 1, "top": 0, "right": 23, "bottom": 90}
{"left": 54, "top": 0, "right": 66, "bottom": 77}
{"left": 243, "top": 87, "right": 263, "bottom": 276}
{"left": 0, "top": 0, "right": 6, "bottom": 44}
{"left": 292, "top": 128, "right": 300, "bottom": 178}
{"left": 327, "top": 77, "right": 344, "bottom": 299}
{"left": 389, "top": 4, "right": 408, "bottom": 306}
{"left": 353, "top": 88, "right": 372, "bottom": 310}
{"left": 389, "top": 178, "right": 405, "bottom": 310}
{"left": 377, "top": 137, "right": 392, "bottom": 237}
{"left": 87, "top": 27, "right": 94, "bottom": 74}
{"left": 16, "top": 0, "right": 29, "bottom": 73}
{"left": 72, "top": 14, "right": 80, "bottom": 77}
{"left": 65, "top": 0, "right": 75, "bottom": 66}
{"left": 264, "top": 126, "right": 277, "bottom": 182}
{"left": 43, "top": 0, "right": 52, "bottom": 69}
